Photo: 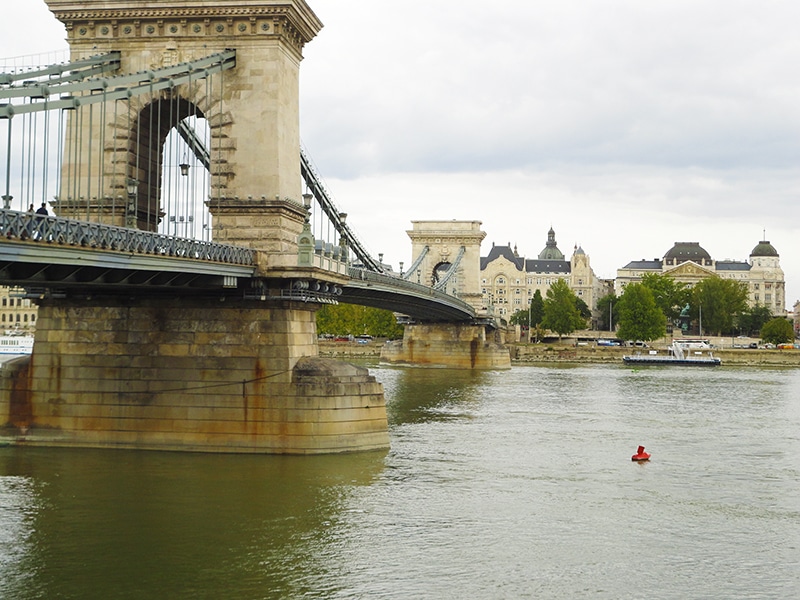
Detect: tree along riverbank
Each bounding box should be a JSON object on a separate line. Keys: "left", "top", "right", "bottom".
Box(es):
{"left": 319, "top": 340, "right": 800, "bottom": 367}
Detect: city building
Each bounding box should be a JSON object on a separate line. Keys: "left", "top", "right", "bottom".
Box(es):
{"left": 616, "top": 239, "right": 786, "bottom": 315}
{"left": 480, "top": 228, "right": 610, "bottom": 324}
{"left": 0, "top": 287, "right": 37, "bottom": 333}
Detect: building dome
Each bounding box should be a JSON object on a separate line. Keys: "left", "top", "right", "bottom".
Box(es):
{"left": 750, "top": 240, "right": 778, "bottom": 257}
{"left": 664, "top": 242, "right": 711, "bottom": 262}
{"left": 538, "top": 227, "right": 564, "bottom": 260}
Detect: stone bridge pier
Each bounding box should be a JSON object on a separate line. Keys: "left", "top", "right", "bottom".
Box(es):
{"left": 380, "top": 220, "right": 511, "bottom": 369}
{"left": 381, "top": 322, "right": 510, "bottom": 369}
{"left": 1, "top": 295, "right": 388, "bottom": 454}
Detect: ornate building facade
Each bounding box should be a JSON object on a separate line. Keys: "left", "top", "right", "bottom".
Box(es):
{"left": 0, "top": 287, "right": 37, "bottom": 333}
{"left": 616, "top": 239, "right": 786, "bottom": 315}
{"left": 480, "top": 228, "right": 610, "bottom": 324}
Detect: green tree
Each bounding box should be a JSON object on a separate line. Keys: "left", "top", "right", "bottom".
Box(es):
{"left": 595, "top": 293, "right": 618, "bottom": 332}
{"left": 530, "top": 289, "right": 544, "bottom": 326}
{"left": 575, "top": 296, "right": 592, "bottom": 320}
{"left": 616, "top": 283, "right": 667, "bottom": 342}
{"left": 510, "top": 289, "right": 545, "bottom": 335}
{"left": 542, "top": 279, "right": 586, "bottom": 339}
{"left": 736, "top": 304, "right": 773, "bottom": 336}
{"left": 316, "top": 304, "right": 404, "bottom": 338}
{"left": 640, "top": 273, "right": 689, "bottom": 322}
{"left": 760, "top": 317, "right": 795, "bottom": 345}
{"left": 509, "top": 308, "right": 529, "bottom": 326}
{"left": 691, "top": 277, "right": 749, "bottom": 336}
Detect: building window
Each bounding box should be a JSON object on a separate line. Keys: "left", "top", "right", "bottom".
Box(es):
{"left": 766, "top": 293, "right": 772, "bottom": 303}
{"left": 577, "top": 290, "right": 583, "bottom": 296}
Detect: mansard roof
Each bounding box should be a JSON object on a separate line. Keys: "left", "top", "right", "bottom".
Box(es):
{"left": 716, "top": 260, "right": 751, "bottom": 271}
{"left": 525, "top": 259, "right": 571, "bottom": 274}
{"left": 481, "top": 244, "right": 524, "bottom": 270}
{"left": 622, "top": 259, "right": 663, "bottom": 270}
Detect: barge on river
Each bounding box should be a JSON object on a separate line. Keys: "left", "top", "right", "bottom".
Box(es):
{"left": 623, "top": 342, "right": 721, "bottom": 366}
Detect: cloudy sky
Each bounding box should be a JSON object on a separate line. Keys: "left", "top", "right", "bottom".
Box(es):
{"left": 4, "top": 1, "right": 800, "bottom": 309}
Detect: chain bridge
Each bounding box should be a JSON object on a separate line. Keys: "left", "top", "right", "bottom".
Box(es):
{"left": 0, "top": 0, "right": 509, "bottom": 456}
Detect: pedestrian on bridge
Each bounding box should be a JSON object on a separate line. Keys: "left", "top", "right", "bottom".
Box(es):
{"left": 34, "top": 203, "right": 48, "bottom": 241}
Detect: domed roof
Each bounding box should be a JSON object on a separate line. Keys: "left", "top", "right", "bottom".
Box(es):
{"left": 664, "top": 242, "right": 710, "bottom": 261}
{"left": 538, "top": 227, "right": 564, "bottom": 260}
{"left": 750, "top": 240, "right": 778, "bottom": 257}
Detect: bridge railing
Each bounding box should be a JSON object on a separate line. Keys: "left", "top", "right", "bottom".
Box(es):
{"left": 0, "top": 209, "right": 256, "bottom": 266}
{"left": 348, "top": 266, "right": 476, "bottom": 311}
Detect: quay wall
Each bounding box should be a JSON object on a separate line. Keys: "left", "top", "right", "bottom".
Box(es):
{"left": 318, "top": 340, "right": 800, "bottom": 367}
{"left": 511, "top": 344, "right": 800, "bottom": 366}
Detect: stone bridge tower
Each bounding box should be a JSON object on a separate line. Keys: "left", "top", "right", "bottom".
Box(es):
{"left": 45, "top": 0, "right": 322, "bottom": 264}
{"left": 406, "top": 220, "right": 486, "bottom": 312}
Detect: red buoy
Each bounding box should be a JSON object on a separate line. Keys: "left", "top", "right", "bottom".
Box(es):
{"left": 631, "top": 445, "right": 651, "bottom": 461}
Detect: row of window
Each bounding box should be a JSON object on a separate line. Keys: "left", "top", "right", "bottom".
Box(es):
{"left": 1, "top": 298, "right": 30, "bottom": 307}
{"left": 1, "top": 313, "right": 35, "bottom": 323}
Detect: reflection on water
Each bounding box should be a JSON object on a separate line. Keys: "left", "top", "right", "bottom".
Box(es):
{"left": 1, "top": 363, "right": 799, "bottom": 599}
{"left": 0, "top": 448, "right": 386, "bottom": 600}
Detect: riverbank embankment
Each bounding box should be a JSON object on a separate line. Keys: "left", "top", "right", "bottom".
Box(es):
{"left": 319, "top": 340, "right": 800, "bottom": 367}
{"left": 513, "top": 344, "right": 800, "bottom": 366}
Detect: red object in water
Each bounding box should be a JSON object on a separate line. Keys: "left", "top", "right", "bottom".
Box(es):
{"left": 631, "top": 445, "right": 651, "bottom": 461}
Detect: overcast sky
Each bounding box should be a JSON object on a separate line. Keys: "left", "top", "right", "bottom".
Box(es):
{"left": 3, "top": 1, "right": 799, "bottom": 309}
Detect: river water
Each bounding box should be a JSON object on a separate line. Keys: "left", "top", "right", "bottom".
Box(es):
{"left": 1, "top": 363, "right": 798, "bottom": 599}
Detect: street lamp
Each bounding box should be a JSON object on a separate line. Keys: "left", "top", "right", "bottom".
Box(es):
{"left": 126, "top": 178, "right": 138, "bottom": 228}
{"left": 338, "top": 212, "right": 348, "bottom": 263}
{"left": 1, "top": 195, "right": 12, "bottom": 210}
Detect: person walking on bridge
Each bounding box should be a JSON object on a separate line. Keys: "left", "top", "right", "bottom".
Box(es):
{"left": 34, "top": 202, "right": 48, "bottom": 240}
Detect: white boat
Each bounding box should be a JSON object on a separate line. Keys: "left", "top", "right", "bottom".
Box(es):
{"left": 623, "top": 341, "right": 720, "bottom": 366}
{"left": 0, "top": 336, "right": 34, "bottom": 355}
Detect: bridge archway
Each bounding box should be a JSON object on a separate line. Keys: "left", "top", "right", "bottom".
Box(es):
{"left": 128, "top": 97, "right": 206, "bottom": 231}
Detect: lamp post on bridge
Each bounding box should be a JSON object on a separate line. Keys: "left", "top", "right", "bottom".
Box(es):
{"left": 2, "top": 195, "right": 12, "bottom": 210}
{"left": 338, "top": 212, "right": 348, "bottom": 265}
{"left": 125, "top": 178, "right": 138, "bottom": 229}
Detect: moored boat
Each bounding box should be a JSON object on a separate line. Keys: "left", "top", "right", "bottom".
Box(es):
{"left": 623, "top": 341, "right": 720, "bottom": 366}
{"left": 0, "top": 335, "right": 34, "bottom": 355}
